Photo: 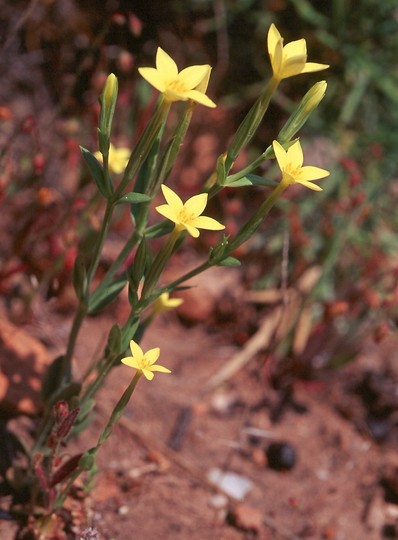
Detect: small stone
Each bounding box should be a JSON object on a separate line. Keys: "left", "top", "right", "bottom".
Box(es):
{"left": 266, "top": 442, "right": 297, "bottom": 471}
{"left": 207, "top": 468, "right": 253, "bottom": 500}
{"left": 227, "top": 504, "right": 263, "bottom": 534}
{"left": 118, "top": 505, "right": 129, "bottom": 515}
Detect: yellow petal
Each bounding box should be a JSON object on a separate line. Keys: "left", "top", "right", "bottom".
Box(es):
{"left": 184, "top": 89, "right": 216, "bottom": 108}
{"left": 298, "top": 180, "right": 323, "bottom": 192}
{"left": 183, "top": 192, "right": 208, "bottom": 217}
{"left": 129, "top": 340, "right": 144, "bottom": 359}
{"left": 280, "top": 59, "right": 307, "bottom": 79}
{"left": 156, "top": 204, "right": 179, "bottom": 223}
{"left": 195, "top": 65, "right": 212, "bottom": 93}
{"left": 145, "top": 347, "right": 160, "bottom": 365}
{"left": 268, "top": 24, "right": 283, "bottom": 76}
{"left": 287, "top": 140, "right": 304, "bottom": 168}
{"left": 178, "top": 65, "right": 210, "bottom": 90}
{"left": 121, "top": 356, "right": 139, "bottom": 369}
{"left": 142, "top": 369, "right": 155, "bottom": 381}
{"left": 297, "top": 166, "right": 330, "bottom": 181}
{"left": 138, "top": 67, "right": 167, "bottom": 93}
{"left": 161, "top": 184, "right": 184, "bottom": 212}
{"left": 150, "top": 365, "right": 172, "bottom": 373}
{"left": 284, "top": 39, "right": 307, "bottom": 60}
{"left": 300, "top": 62, "right": 330, "bottom": 74}
{"left": 268, "top": 24, "right": 282, "bottom": 57}
{"left": 184, "top": 224, "right": 200, "bottom": 237}
{"left": 156, "top": 47, "right": 178, "bottom": 81}
{"left": 190, "top": 216, "right": 225, "bottom": 230}
{"left": 272, "top": 140, "right": 288, "bottom": 170}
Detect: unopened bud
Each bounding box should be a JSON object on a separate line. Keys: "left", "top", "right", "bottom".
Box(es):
{"left": 278, "top": 81, "right": 327, "bottom": 143}
{"left": 99, "top": 73, "right": 119, "bottom": 146}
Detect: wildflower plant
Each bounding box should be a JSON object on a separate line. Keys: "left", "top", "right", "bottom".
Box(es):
{"left": 6, "top": 24, "right": 330, "bottom": 535}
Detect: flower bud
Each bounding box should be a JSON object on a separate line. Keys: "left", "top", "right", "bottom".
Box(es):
{"left": 278, "top": 81, "right": 327, "bottom": 143}
{"left": 99, "top": 73, "right": 119, "bottom": 144}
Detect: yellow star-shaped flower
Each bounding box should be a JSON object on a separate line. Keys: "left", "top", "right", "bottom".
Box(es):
{"left": 273, "top": 140, "right": 329, "bottom": 191}
{"left": 138, "top": 48, "right": 216, "bottom": 108}
{"left": 121, "top": 340, "right": 171, "bottom": 381}
{"left": 268, "top": 24, "right": 329, "bottom": 81}
{"left": 94, "top": 143, "right": 130, "bottom": 174}
{"left": 156, "top": 184, "right": 225, "bottom": 238}
{"left": 152, "top": 292, "right": 183, "bottom": 316}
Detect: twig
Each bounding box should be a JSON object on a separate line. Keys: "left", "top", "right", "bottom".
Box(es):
{"left": 203, "top": 306, "right": 284, "bottom": 392}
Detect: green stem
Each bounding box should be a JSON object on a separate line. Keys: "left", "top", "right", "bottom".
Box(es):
{"left": 224, "top": 76, "right": 279, "bottom": 172}
{"left": 227, "top": 182, "right": 287, "bottom": 253}
{"left": 80, "top": 313, "right": 140, "bottom": 405}
{"left": 89, "top": 230, "right": 140, "bottom": 310}
{"left": 141, "top": 228, "right": 181, "bottom": 299}
{"left": 114, "top": 99, "right": 171, "bottom": 198}
{"left": 62, "top": 304, "right": 87, "bottom": 383}
{"left": 86, "top": 201, "right": 114, "bottom": 285}
{"left": 162, "top": 261, "right": 211, "bottom": 292}
{"left": 96, "top": 371, "right": 142, "bottom": 448}
{"left": 226, "top": 145, "right": 274, "bottom": 185}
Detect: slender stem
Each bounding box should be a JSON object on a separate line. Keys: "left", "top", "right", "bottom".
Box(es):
{"left": 114, "top": 99, "right": 171, "bottom": 198}
{"left": 162, "top": 261, "right": 211, "bottom": 292}
{"left": 226, "top": 145, "right": 273, "bottom": 184}
{"left": 141, "top": 228, "right": 181, "bottom": 299}
{"left": 62, "top": 304, "right": 87, "bottom": 382}
{"left": 89, "top": 230, "right": 140, "bottom": 309}
{"left": 86, "top": 201, "right": 114, "bottom": 285}
{"left": 224, "top": 76, "right": 279, "bottom": 172}
{"left": 96, "top": 371, "right": 141, "bottom": 448}
{"left": 227, "top": 183, "right": 287, "bottom": 253}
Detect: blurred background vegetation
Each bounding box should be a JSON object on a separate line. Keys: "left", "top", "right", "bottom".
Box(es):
{"left": 1, "top": 0, "right": 397, "bottom": 374}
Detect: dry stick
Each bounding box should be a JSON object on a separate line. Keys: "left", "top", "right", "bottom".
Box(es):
{"left": 204, "top": 306, "right": 285, "bottom": 393}
{"left": 203, "top": 265, "right": 322, "bottom": 392}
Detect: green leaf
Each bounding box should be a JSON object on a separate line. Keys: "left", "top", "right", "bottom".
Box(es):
{"left": 216, "top": 153, "right": 227, "bottom": 185}
{"left": 226, "top": 174, "right": 278, "bottom": 188}
{"left": 79, "top": 449, "right": 97, "bottom": 471}
{"left": 80, "top": 146, "right": 111, "bottom": 198}
{"left": 41, "top": 355, "right": 66, "bottom": 403}
{"left": 107, "top": 323, "right": 122, "bottom": 356}
{"left": 88, "top": 276, "right": 127, "bottom": 314}
{"left": 144, "top": 220, "right": 174, "bottom": 238}
{"left": 217, "top": 256, "right": 241, "bottom": 267}
{"left": 115, "top": 192, "right": 151, "bottom": 205}
{"left": 72, "top": 255, "right": 87, "bottom": 302}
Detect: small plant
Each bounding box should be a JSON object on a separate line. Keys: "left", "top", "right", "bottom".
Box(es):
{"left": 2, "top": 24, "right": 330, "bottom": 537}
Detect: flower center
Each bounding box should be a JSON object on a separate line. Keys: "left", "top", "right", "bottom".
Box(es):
{"left": 168, "top": 79, "right": 187, "bottom": 94}
{"left": 141, "top": 356, "right": 151, "bottom": 369}
{"left": 178, "top": 208, "right": 195, "bottom": 224}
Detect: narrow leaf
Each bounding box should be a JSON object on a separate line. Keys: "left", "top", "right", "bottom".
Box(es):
{"left": 115, "top": 192, "right": 151, "bottom": 205}
{"left": 80, "top": 146, "right": 111, "bottom": 198}
{"left": 88, "top": 277, "right": 127, "bottom": 313}
{"left": 217, "top": 256, "right": 241, "bottom": 267}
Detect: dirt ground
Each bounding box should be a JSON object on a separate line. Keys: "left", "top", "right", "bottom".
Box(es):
{"left": 1, "top": 278, "right": 398, "bottom": 540}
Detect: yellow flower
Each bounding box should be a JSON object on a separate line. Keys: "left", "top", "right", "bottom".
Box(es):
{"left": 121, "top": 340, "right": 171, "bottom": 381}
{"left": 152, "top": 292, "right": 183, "bottom": 315}
{"left": 156, "top": 184, "right": 225, "bottom": 238}
{"left": 273, "top": 140, "right": 329, "bottom": 191}
{"left": 138, "top": 48, "right": 216, "bottom": 108}
{"left": 267, "top": 24, "right": 329, "bottom": 81}
{"left": 94, "top": 143, "right": 130, "bottom": 174}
